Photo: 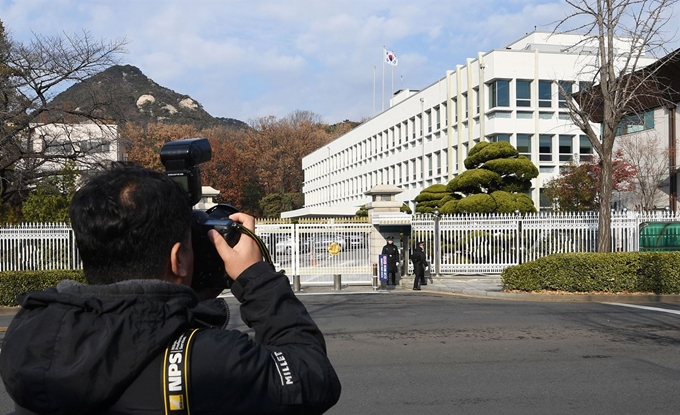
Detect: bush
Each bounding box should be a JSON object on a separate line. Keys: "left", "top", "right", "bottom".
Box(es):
{"left": 502, "top": 251, "right": 680, "bottom": 294}
{"left": 0, "top": 270, "right": 86, "bottom": 306}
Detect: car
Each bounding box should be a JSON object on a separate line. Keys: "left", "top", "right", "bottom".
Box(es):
{"left": 275, "top": 237, "right": 311, "bottom": 254}
{"left": 346, "top": 234, "right": 367, "bottom": 249}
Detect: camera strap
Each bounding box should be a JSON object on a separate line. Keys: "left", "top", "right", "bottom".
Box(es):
{"left": 162, "top": 328, "right": 201, "bottom": 415}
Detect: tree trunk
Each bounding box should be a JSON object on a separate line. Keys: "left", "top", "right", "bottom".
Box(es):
{"left": 598, "top": 155, "right": 613, "bottom": 252}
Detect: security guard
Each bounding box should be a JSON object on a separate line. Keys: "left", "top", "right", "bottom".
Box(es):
{"left": 381, "top": 236, "right": 400, "bottom": 286}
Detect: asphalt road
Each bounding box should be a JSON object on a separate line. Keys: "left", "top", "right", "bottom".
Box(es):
{"left": 1, "top": 292, "right": 680, "bottom": 414}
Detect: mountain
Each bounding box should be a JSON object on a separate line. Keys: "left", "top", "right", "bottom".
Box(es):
{"left": 50, "top": 65, "right": 248, "bottom": 130}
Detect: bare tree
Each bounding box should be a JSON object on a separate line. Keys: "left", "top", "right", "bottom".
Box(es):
{"left": 556, "top": 0, "right": 679, "bottom": 252}
{"left": 618, "top": 131, "right": 670, "bottom": 210}
{"left": 0, "top": 20, "right": 127, "bottom": 210}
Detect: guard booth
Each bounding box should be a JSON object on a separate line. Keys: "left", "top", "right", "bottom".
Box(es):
{"left": 639, "top": 222, "right": 680, "bottom": 251}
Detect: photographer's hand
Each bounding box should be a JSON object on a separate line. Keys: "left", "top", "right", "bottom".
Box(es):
{"left": 209, "top": 213, "right": 263, "bottom": 280}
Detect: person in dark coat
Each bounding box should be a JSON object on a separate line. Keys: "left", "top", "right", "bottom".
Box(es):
{"left": 0, "top": 162, "right": 341, "bottom": 414}
{"left": 411, "top": 241, "right": 427, "bottom": 290}
{"left": 381, "top": 236, "right": 400, "bottom": 286}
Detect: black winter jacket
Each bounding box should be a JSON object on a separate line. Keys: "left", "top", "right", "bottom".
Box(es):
{"left": 381, "top": 244, "right": 399, "bottom": 273}
{"left": 0, "top": 262, "right": 341, "bottom": 414}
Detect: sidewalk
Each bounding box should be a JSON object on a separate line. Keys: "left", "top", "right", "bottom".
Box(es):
{"left": 289, "top": 275, "right": 680, "bottom": 304}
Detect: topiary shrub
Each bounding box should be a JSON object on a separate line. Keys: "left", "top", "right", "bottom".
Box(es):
{"left": 0, "top": 270, "right": 86, "bottom": 306}
{"left": 502, "top": 251, "right": 680, "bottom": 294}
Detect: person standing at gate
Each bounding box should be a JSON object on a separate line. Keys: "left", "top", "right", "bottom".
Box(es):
{"left": 411, "top": 241, "right": 427, "bottom": 290}
{"left": 381, "top": 236, "right": 399, "bottom": 286}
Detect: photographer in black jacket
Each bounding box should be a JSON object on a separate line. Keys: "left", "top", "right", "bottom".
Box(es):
{"left": 0, "top": 162, "right": 341, "bottom": 414}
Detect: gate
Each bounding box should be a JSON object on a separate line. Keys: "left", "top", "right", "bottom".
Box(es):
{"left": 255, "top": 219, "right": 373, "bottom": 286}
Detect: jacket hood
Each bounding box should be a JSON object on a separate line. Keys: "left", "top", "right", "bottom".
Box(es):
{"left": 0, "top": 279, "right": 229, "bottom": 414}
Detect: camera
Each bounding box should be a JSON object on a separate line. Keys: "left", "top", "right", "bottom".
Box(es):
{"left": 161, "top": 138, "right": 241, "bottom": 292}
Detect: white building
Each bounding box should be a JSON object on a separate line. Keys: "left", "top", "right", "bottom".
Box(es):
{"left": 293, "top": 31, "right": 657, "bottom": 217}
{"left": 31, "top": 122, "right": 121, "bottom": 172}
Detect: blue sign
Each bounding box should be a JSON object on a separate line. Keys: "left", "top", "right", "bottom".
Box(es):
{"left": 378, "top": 255, "right": 388, "bottom": 281}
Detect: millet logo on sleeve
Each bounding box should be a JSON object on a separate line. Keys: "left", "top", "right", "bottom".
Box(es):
{"left": 271, "top": 351, "right": 295, "bottom": 386}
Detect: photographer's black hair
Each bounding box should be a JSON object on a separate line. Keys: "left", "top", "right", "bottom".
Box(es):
{"left": 69, "top": 162, "right": 192, "bottom": 285}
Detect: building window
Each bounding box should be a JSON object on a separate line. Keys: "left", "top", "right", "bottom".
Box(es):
{"left": 426, "top": 111, "right": 432, "bottom": 133}
{"left": 435, "top": 106, "right": 441, "bottom": 130}
{"left": 79, "top": 140, "right": 111, "bottom": 153}
{"left": 580, "top": 135, "right": 594, "bottom": 161}
{"left": 490, "top": 134, "right": 511, "bottom": 143}
{"left": 579, "top": 81, "right": 593, "bottom": 92}
{"left": 435, "top": 151, "right": 441, "bottom": 174}
{"left": 538, "top": 80, "right": 552, "bottom": 108}
{"left": 516, "top": 80, "right": 531, "bottom": 107}
{"left": 539, "top": 188, "right": 553, "bottom": 211}
{"left": 539, "top": 134, "right": 553, "bottom": 162}
{"left": 442, "top": 149, "right": 448, "bottom": 174}
{"left": 462, "top": 93, "right": 468, "bottom": 119}
{"left": 516, "top": 134, "right": 532, "bottom": 160}
{"left": 558, "top": 81, "right": 573, "bottom": 108}
{"left": 44, "top": 142, "right": 73, "bottom": 155}
{"left": 616, "top": 110, "right": 654, "bottom": 136}
{"left": 489, "top": 79, "right": 510, "bottom": 108}
{"left": 559, "top": 135, "right": 573, "bottom": 161}
{"left": 473, "top": 88, "right": 479, "bottom": 115}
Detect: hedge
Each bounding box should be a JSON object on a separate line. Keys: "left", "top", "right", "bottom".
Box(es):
{"left": 0, "top": 270, "right": 86, "bottom": 307}
{"left": 502, "top": 251, "right": 680, "bottom": 294}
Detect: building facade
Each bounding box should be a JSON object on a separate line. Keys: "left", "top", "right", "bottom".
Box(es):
{"left": 609, "top": 48, "right": 680, "bottom": 212}
{"left": 31, "top": 122, "right": 121, "bottom": 172}
{"left": 297, "top": 32, "right": 657, "bottom": 215}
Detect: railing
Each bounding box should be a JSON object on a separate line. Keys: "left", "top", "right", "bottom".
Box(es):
{"left": 2, "top": 211, "right": 678, "bottom": 280}
{"left": 0, "top": 223, "right": 79, "bottom": 272}
{"left": 421, "top": 211, "right": 679, "bottom": 275}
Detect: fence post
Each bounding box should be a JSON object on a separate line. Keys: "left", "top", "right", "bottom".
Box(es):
{"left": 434, "top": 212, "right": 441, "bottom": 277}
{"left": 372, "top": 263, "right": 378, "bottom": 291}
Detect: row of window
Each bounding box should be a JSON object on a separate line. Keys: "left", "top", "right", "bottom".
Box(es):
{"left": 306, "top": 151, "right": 452, "bottom": 206}
{"left": 43, "top": 140, "right": 112, "bottom": 155}
{"left": 489, "top": 79, "right": 592, "bottom": 110}
{"left": 489, "top": 133, "right": 593, "bottom": 162}
{"left": 616, "top": 110, "right": 655, "bottom": 136}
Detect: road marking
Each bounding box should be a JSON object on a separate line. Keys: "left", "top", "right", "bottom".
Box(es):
{"left": 603, "top": 303, "right": 680, "bottom": 315}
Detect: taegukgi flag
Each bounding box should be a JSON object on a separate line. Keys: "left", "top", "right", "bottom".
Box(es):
{"left": 384, "top": 50, "right": 398, "bottom": 66}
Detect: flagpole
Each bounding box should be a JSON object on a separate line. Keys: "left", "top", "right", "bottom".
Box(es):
{"left": 382, "top": 46, "right": 385, "bottom": 112}
{"left": 391, "top": 64, "right": 394, "bottom": 99}
{"left": 373, "top": 65, "right": 376, "bottom": 117}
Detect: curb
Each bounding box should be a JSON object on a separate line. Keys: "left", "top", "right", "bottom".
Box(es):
{"left": 417, "top": 284, "right": 680, "bottom": 304}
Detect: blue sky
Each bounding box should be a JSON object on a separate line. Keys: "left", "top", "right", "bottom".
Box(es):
{"left": 1, "top": 0, "right": 678, "bottom": 124}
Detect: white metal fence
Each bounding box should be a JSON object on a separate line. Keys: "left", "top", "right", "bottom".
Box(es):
{"left": 2, "top": 211, "right": 679, "bottom": 281}
{"left": 415, "top": 211, "right": 678, "bottom": 275}
{"left": 0, "top": 223, "right": 79, "bottom": 272}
